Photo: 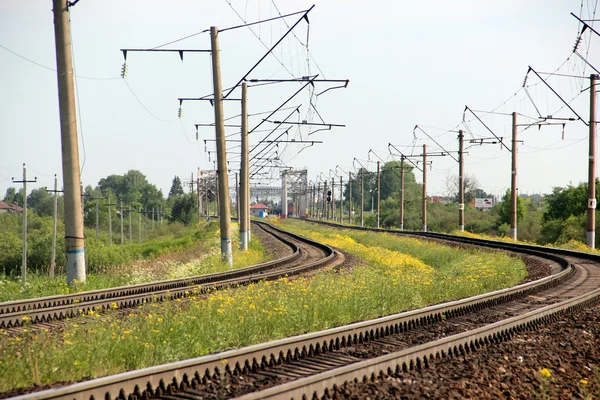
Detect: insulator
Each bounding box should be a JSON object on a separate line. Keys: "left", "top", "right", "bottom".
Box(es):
{"left": 120, "top": 63, "right": 128, "bottom": 78}
{"left": 177, "top": 107, "right": 183, "bottom": 118}
{"left": 573, "top": 35, "right": 582, "bottom": 52}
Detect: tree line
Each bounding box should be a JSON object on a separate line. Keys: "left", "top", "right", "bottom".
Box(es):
{"left": 340, "top": 161, "right": 600, "bottom": 247}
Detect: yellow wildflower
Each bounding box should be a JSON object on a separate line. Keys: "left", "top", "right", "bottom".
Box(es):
{"left": 539, "top": 368, "right": 552, "bottom": 378}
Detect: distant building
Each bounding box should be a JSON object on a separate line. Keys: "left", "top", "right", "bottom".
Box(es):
{"left": 429, "top": 196, "right": 446, "bottom": 203}
{"left": 250, "top": 203, "right": 269, "bottom": 218}
{"left": 0, "top": 202, "right": 23, "bottom": 214}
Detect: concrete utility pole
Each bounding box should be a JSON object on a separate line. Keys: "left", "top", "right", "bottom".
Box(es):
{"left": 422, "top": 144, "right": 427, "bottom": 232}
{"left": 50, "top": 175, "right": 59, "bottom": 277}
{"left": 360, "top": 170, "right": 364, "bottom": 227}
{"left": 321, "top": 180, "right": 326, "bottom": 219}
{"left": 587, "top": 74, "right": 599, "bottom": 248}
{"left": 128, "top": 207, "right": 132, "bottom": 244}
{"left": 376, "top": 161, "right": 381, "bottom": 229}
{"left": 458, "top": 130, "right": 465, "bottom": 232}
{"left": 316, "top": 182, "right": 321, "bottom": 219}
{"left": 510, "top": 113, "right": 518, "bottom": 240}
{"left": 95, "top": 197, "right": 100, "bottom": 238}
{"left": 210, "top": 26, "right": 232, "bottom": 265}
{"left": 235, "top": 172, "right": 240, "bottom": 220}
{"left": 138, "top": 209, "right": 142, "bottom": 243}
{"left": 240, "top": 82, "right": 249, "bottom": 249}
{"left": 400, "top": 156, "right": 405, "bottom": 230}
{"left": 348, "top": 172, "right": 353, "bottom": 225}
{"left": 52, "top": 0, "right": 86, "bottom": 284}
{"left": 205, "top": 179, "right": 210, "bottom": 218}
{"left": 12, "top": 164, "right": 37, "bottom": 283}
{"left": 331, "top": 178, "right": 335, "bottom": 221}
{"left": 215, "top": 178, "right": 220, "bottom": 218}
{"left": 281, "top": 171, "right": 288, "bottom": 218}
{"left": 196, "top": 168, "right": 202, "bottom": 218}
{"left": 120, "top": 201, "right": 124, "bottom": 245}
{"left": 107, "top": 198, "right": 115, "bottom": 245}
{"left": 339, "top": 175, "right": 343, "bottom": 223}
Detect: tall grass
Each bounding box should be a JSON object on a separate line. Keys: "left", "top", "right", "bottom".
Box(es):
{"left": 0, "top": 220, "right": 525, "bottom": 392}
{"left": 0, "top": 222, "right": 269, "bottom": 302}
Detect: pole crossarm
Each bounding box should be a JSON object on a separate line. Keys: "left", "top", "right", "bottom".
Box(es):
{"left": 120, "top": 49, "right": 211, "bottom": 62}
{"left": 414, "top": 125, "right": 458, "bottom": 162}
{"left": 248, "top": 78, "right": 314, "bottom": 135}
{"left": 571, "top": 12, "right": 600, "bottom": 38}
{"left": 525, "top": 67, "right": 588, "bottom": 126}
{"left": 264, "top": 120, "right": 346, "bottom": 128}
{"left": 224, "top": 4, "right": 315, "bottom": 99}
{"left": 388, "top": 143, "right": 423, "bottom": 172}
{"left": 464, "top": 106, "right": 512, "bottom": 150}
{"left": 249, "top": 78, "right": 349, "bottom": 84}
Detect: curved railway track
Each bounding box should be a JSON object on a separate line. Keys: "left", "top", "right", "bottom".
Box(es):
{"left": 7, "top": 221, "right": 600, "bottom": 400}
{"left": 0, "top": 221, "right": 337, "bottom": 332}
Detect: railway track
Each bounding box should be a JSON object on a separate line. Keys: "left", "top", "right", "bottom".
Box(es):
{"left": 9, "top": 220, "right": 600, "bottom": 400}
{"left": 0, "top": 221, "right": 337, "bottom": 332}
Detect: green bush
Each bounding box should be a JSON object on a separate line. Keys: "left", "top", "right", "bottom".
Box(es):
{"left": 0, "top": 231, "right": 21, "bottom": 275}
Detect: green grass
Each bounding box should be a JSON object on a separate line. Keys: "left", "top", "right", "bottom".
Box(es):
{"left": 0, "top": 222, "right": 269, "bottom": 303}
{"left": 0, "top": 220, "right": 526, "bottom": 392}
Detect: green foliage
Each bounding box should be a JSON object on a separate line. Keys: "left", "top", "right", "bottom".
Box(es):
{"left": 540, "top": 180, "right": 600, "bottom": 245}
{"left": 169, "top": 193, "right": 199, "bottom": 226}
{"left": 543, "top": 183, "right": 592, "bottom": 222}
{"left": 0, "top": 220, "right": 524, "bottom": 391}
{"left": 98, "top": 170, "right": 166, "bottom": 211}
{"left": 496, "top": 189, "right": 526, "bottom": 226}
{"left": 3, "top": 186, "right": 23, "bottom": 206}
{"left": 168, "top": 176, "right": 185, "bottom": 197}
{"left": 0, "top": 231, "right": 21, "bottom": 274}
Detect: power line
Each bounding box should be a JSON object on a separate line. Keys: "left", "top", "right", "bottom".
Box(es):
{"left": 0, "top": 42, "right": 120, "bottom": 80}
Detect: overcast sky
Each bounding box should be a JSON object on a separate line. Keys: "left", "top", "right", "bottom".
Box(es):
{"left": 0, "top": 0, "right": 598, "bottom": 202}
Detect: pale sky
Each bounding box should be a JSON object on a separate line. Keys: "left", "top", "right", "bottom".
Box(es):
{"left": 0, "top": 0, "right": 598, "bottom": 201}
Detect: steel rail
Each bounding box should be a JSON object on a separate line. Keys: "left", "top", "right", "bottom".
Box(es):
{"left": 309, "top": 218, "right": 600, "bottom": 263}
{"left": 238, "top": 285, "right": 600, "bottom": 400}
{"left": 0, "top": 221, "right": 334, "bottom": 329}
{"left": 8, "top": 223, "right": 575, "bottom": 400}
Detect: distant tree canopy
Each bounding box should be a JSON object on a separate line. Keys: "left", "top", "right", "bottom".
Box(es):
{"left": 98, "top": 170, "right": 165, "bottom": 211}
{"left": 27, "top": 188, "right": 55, "bottom": 217}
{"left": 169, "top": 193, "right": 198, "bottom": 226}
{"left": 445, "top": 174, "right": 491, "bottom": 204}
{"left": 542, "top": 181, "right": 600, "bottom": 222}
{"left": 3, "top": 187, "right": 23, "bottom": 206}
{"left": 168, "top": 176, "right": 185, "bottom": 198}
{"left": 496, "top": 189, "right": 526, "bottom": 226}
{"left": 342, "top": 161, "right": 419, "bottom": 213}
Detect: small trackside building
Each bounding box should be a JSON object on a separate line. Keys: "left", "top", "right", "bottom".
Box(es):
{"left": 250, "top": 203, "right": 269, "bottom": 218}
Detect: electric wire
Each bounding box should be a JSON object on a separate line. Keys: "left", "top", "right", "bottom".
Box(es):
{"left": 123, "top": 79, "right": 179, "bottom": 123}
{"left": 69, "top": 11, "right": 87, "bottom": 176}
{"left": 0, "top": 43, "right": 120, "bottom": 80}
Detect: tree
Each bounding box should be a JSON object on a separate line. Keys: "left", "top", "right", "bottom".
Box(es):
{"left": 444, "top": 174, "right": 485, "bottom": 204}
{"left": 168, "top": 176, "right": 185, "bottom": 198}
{"left": 3, "top": 187, "right": 23, "bottom": 206}
{"left": 99, "top": 170, "right": 166, "bottom": 211}
{"left": 28, "top": 187, "right": 55, "bottom": 217}
{"left": 542, "top": 181, "right": 598, "bottom": 222}
{"left": 496, "top": 189, "right": 525, "bottom": 226}
{"left": 169, "top": 193, "right": 198, "bottom": 226}
{"left": 539, "top": 180, "right": 600, "bottom": 245}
